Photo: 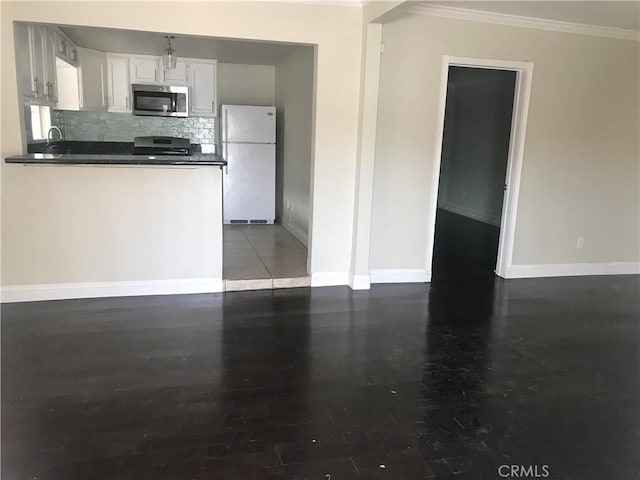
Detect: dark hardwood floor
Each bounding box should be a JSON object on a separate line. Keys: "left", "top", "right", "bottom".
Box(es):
{"left": 2, "top": 274, "right": 639, "bottom": 479}
{"left": 431, "top": 208, "right": 501, "bottom": 281}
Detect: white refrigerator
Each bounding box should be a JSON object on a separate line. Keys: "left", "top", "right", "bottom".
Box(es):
{"left": 221, "top": 105, "right": 276, "bottom": 224}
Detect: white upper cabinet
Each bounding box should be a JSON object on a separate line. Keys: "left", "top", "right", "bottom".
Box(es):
{"left": 54, "top": 30, "right": 78, "bottom": 66}
{"left": 162, "top": 60, "right": 189, "bottom": 85}
{"left": 43, "top": 28, "right": 58, "bottom": 103}
{"left": 78, "top": 47, "right": 107, "bottom": 111}
{"left": 129, "top": 55, "right": 161, "bottom": 84}
{"left": 164, "top": 58, "right": 217, "bottom": 117}
{"left": 14, "top": 23, "right": 36, "bottom": 99}
{"left": 28, "top": 26, "right": 46, "bottom": 98}
{"left": 189, "top": 60, "right": 217, "bottom": 117}
{"left": 55, "top": 57, "right": 80, "bottom": 111}
{"left": 28, "top": 25, "right": 47, "bottom": 100}
{"left": 14, "top": 26, "right": 217, "bottom": 116}
{"left": 14, "top": 24, "right": 79, "bottom": 106}
{"left": 26, "top": 25, "right": 58, "bottom": 104}
{"left": 106, "top": 54, "right": 131, "bottom": 112}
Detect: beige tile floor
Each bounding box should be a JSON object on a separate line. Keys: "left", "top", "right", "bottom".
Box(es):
{"left": 223, "top": 224, "right": 309, "bottom": 281}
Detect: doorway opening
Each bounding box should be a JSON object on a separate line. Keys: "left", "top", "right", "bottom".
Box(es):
{"left": 427, "top": 57, "right": 534, "bottom": 281}
{"left": 222, "top": 45, "right": 316, "bottom": 291}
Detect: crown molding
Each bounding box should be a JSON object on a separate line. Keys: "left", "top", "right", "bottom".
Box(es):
{"left": 409, "top": 4, "right": 640, "bottom": 42}
{"left": 259, "top": 0, "right": 363, "bottom": 6}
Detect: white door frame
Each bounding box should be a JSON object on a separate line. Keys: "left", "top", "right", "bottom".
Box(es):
{"left": 424, "top": 55, "right": 534, "bottom": 279}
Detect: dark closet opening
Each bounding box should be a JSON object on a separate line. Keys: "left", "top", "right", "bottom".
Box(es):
{"left": 432, "top": 66, "right": 516, "bottom": 281}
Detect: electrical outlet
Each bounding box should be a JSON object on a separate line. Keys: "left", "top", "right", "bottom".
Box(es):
{"left": 576, "top": 237, "right": 585, "bottom": 249}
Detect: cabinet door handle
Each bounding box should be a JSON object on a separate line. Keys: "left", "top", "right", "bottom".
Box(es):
{"left": 125, "top": 96, "right": 129, "bottom": 109}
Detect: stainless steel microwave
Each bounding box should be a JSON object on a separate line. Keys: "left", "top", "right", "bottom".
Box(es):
{"left": 132, "top": 84, "right": 189, "bottom": 117}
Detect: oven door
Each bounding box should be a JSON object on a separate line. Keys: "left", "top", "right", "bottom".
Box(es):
{"left": 132, "top": 85, "right": 188, "bottom": 117}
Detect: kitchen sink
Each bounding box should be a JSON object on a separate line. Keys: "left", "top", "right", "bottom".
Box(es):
{"left": 45, "top": 143, "right": 71, "bottom": 154}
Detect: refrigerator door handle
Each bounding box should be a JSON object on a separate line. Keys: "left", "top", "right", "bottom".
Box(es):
{"left": 224, "top": 108, "right": 229, "bottom": 175}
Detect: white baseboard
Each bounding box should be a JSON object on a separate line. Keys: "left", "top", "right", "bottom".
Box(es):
{"left": 349, "top": 273, "right": 371, "bottom": 290}
{"left": 0, "top": 278, "right": 224, "bottom": 303}
{"left": 439, "top": 201, "right": 501, "bottom": 226}
{"left": 281, "top": 218, "right": 309, "bottom": 247}
{"left": 504, "top": 262, "right": 640, "bottom": 279}
{"left": 310, "top": 271, "right": 350, "bottom": 287}
{"left": 370, "top": 269, "right": 431, "bottom": 284}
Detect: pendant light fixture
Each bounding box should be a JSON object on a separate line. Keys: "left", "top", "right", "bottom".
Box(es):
{"left": 162, "top": 35, "right": 177, "bottom": 69}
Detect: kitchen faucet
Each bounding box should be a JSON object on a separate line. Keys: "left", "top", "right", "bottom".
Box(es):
{"left": 47, "top": 126, "right": 63, "bottom": 144}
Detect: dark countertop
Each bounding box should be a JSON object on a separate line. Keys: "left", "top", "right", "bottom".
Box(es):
{"left": 27, "top": 141, "right": 136, "bottom": 155}
{"left": 5, "top": 153, "right": 226, "bottom": 166}
{"left": 26, "top": 140, "right": 216, "bottom": 155}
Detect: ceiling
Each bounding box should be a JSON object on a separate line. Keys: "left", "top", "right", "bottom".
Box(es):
{"left": 59, "top": 25, "right": 304, "bottom": 65}
{"left": 54, "top": 1, "right": 640, "bottom": 62}
{"left": 424, "top": 1, "right": 640, "bottom": 31}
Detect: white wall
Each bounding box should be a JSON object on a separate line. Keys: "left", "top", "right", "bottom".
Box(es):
{"left": 217, "top": 63, "right": 275, "bottom": 106}
{"left": 1, "top": 1, "right": 362, "bottom": 289}
{"left": 1, "top": 165, "right": 223, "bottom": 300}
{"left": 437, "top": 69, "right": 516, "bottom": 226}
{"left": 274, "top": 46, "right": 315, "bottom": 245}
{"left": 370, "top": 13, "right": 640, "bottom": 273}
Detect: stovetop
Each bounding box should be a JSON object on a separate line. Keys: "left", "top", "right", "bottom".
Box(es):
{"left": 133, "top": 136, "right": 191, "bottom": 156}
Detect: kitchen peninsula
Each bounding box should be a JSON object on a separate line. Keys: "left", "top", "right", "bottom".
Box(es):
{"left": 2, "top": 146, "right": 227, "bottom": 302}
{"left": 4, "top": 21, "right": 243, "bottom": 302}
